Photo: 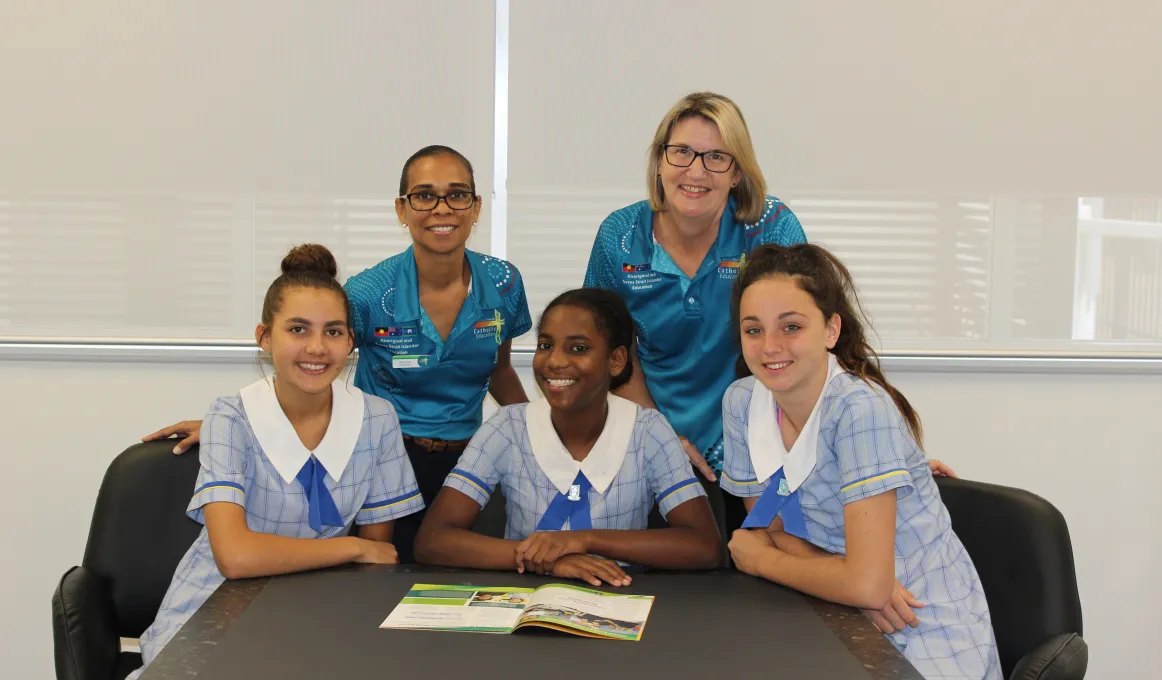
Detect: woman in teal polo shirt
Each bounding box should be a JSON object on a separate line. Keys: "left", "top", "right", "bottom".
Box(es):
{"left": 584, "top": 92, "right": 952, "bottom": 534}
{"left": 145, "top": 145, "right": 531, "bottom": 563}
{"left": 585, "top": 93, "right": 805, "bottom": 490}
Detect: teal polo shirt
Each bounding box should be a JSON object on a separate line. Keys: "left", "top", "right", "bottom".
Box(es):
{"left": 583, "top": 196, "right": 807, "bottom": 471}
{"left": 346, "top": 247, "right": 532, "bottom": 441}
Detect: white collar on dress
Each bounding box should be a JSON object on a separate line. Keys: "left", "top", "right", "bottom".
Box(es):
{"left": 239, "top": 378, "right": 366, "bottom": 485}
{"left": 747, "top": 353, "right": 845, "bottom": 492}
{"left": 525, "top": 395, "right": 639, "bottom": 496}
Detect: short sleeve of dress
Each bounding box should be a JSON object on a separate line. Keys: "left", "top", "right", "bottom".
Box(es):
{"left": 833, "top": 395, "right": 916, "bottom": 505}
{"left": 443, "top": 410, "right": 514, "bottom": 507}
{"left": 187, "top": 397, "right": 251, "bottom": 523}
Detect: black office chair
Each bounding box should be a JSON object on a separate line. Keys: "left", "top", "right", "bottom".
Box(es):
{"left": 52, "top": 440, "right": 204, "bottom": 680}
{"left": 936, "top": 477, "right": 1088, "bottom": 680}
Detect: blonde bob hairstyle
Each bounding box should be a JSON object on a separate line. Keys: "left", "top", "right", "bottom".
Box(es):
{"left": 646, "top": 92, "right": 768, "bottom": 223}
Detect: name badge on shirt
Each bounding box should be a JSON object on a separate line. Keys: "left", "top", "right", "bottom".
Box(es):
{"left": 392, "top": 355, "right": 430, "bottom": 369}
{"left": 620, "top": 262, "right": 662, "bottom": 291}
{"left": 375, "top": 326, "right": 422, "bottom": 352}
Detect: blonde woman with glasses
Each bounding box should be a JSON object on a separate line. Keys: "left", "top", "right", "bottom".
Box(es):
{"left": 584, "top": 92, "right": 953, "bottom": 527}
{"left": 584, "top": 92, "right": 807, "bottom": 498}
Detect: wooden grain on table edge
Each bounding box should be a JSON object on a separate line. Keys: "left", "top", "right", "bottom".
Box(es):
{"left": 810, "top": 598, "right": 924, "bottom": 679}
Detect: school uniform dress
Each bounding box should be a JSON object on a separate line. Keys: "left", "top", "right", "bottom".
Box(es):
{"left": 128, "top": 379, "right": 424, "bottom": 679}
{"left": 720, "top": 355, "right": 1003, "bottom": 680}
{"left": 345, "top": 246, "right": 532, "bottom": 561}
{"left": 443, "top": 395, "right": 706, "bottom": 539}
{"left": 583, "top": 196, "right": 805, "bottom": 474}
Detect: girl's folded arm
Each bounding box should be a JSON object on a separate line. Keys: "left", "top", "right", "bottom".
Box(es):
{"left": 746, "top": 491, "right": 897, "bottom": 609}
{"left": 414, "top": 488, "right": 520, "bottom": 570}
{"left": 204, "top": 502, "right": 376, "bottom": 579}
{"left": 740, "top": 498, "right": 831, "bottom": 559}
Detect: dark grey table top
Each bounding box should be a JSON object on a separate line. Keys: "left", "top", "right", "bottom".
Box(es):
{"left": 142, "top": 564, "right": 922, "bottom": 680}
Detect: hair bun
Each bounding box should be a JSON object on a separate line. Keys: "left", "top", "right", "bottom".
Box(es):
{"left": 281, "top": 244, "right": 338, "bottom": 278}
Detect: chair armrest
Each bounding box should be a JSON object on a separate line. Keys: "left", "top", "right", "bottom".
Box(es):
{"left": 1010, "top": 632, "right": 1089, "bottom": 680}
{"left": 52, "top": 566, "right": 121, "bottom": 680}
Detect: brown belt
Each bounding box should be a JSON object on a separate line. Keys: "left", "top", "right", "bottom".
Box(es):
{"left": 402, "top": 434, "right": 471, "bottom": 454}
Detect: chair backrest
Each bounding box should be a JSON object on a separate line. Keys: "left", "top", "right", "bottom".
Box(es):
{"left": 935, "top": 476, "right": 1083, "bottom": 678}
{"left": 81, "top": 440, "right": 204, "bottom": 638}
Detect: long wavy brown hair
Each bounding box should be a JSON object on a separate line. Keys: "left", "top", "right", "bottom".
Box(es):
{"left": 732, "top": 243, "right": 924, "bottom": 447}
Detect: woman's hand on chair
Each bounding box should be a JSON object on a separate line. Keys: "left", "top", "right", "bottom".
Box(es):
{"left": 928, "top": 460, "right": 957, "bottom": 478}
{"left": 142, "top": 420, "right": 203, "bottom": 454}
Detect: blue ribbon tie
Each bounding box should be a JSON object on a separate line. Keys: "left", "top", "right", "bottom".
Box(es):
{"left": 536, "top": 472, "right": 593, "bottom": 531}
{"left": 295, "top": 456, "right": 344, "bottom": 534}
{"left": 741, "top": 468, "right": 809, "bottom": 539}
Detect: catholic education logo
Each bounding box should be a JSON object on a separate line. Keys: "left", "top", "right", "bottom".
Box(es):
{"left": 473, "top": 310, "right": 505, "bottom": 344}
{"left": 718, "top": 253, "right": 746, "bottom": 279}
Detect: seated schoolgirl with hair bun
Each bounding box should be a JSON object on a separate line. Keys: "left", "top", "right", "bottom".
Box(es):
{"left": 128, "top": 244, "right": 423, "bottom": 679}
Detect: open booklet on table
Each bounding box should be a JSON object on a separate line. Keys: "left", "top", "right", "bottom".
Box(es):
{"left": 379, "top": 583, "right": 655, "bottom": 641}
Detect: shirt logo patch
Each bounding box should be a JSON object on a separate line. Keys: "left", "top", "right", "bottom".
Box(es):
{"left": 375, "top": 327, "right": 416, "bottom": 337}
{"left": 472, "top": 310, "right": 505, "bottom": 344}
{"left": 718, "top": 253, "right": 746, "bottom": 279}
{"left": 620, "top": 261, "right": 662, "bottom": 291}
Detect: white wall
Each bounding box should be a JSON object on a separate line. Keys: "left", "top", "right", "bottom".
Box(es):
{"left": 1, "top": 358, "right": 1158, "bottom": 678}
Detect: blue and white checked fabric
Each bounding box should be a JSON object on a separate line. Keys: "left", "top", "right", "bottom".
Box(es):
{"left": 721, "top": 373, "right": 1002, "bottom": 680}
{"left": 443, "top": 403, "right": 706, "bottom": 540}
{"left": 129, "top": 391, "right": 424, "bottom": 679}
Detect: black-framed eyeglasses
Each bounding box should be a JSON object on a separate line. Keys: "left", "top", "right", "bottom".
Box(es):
{"left": 662, "top": 144, "right": 736, "bottom": 173}
{"left": 401, "top": 190, "right": 477, "bottom": 211}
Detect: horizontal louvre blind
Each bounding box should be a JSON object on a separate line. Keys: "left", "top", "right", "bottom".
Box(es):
{"left": 507, "top": 0, "right": 1162, "bottom": 353}
{"left": 0, "top": 1, "right": 494, "bottom": 341}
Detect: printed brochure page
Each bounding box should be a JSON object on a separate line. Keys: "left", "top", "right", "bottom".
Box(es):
{"left": 380, "top": 583, "right": 654, "bottom": 641}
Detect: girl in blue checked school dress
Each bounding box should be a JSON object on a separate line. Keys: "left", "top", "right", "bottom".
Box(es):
{"left": 415, "top": 289, "right": 721, "bottom": 585}
{"left": 722, "top": 244, "right": 1002, "bottom": 680}
{"left": 128, "top": 245, "right": 424, "bottom": 679}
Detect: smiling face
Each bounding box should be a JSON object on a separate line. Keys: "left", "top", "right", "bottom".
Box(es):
{"left": 738, "top": 275, "right": 841, "bottom": 399}
{"left": 657, "top": 115, "right": 742, "bottom": 222}
{"left": 395, "top": 153, "right": 481, "bottom": 256}
{"left": 533, "top": 304, "right": 627, "bottom": 414}
{"left": 256, "top": 286, "right": 353, "bottom": 399}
